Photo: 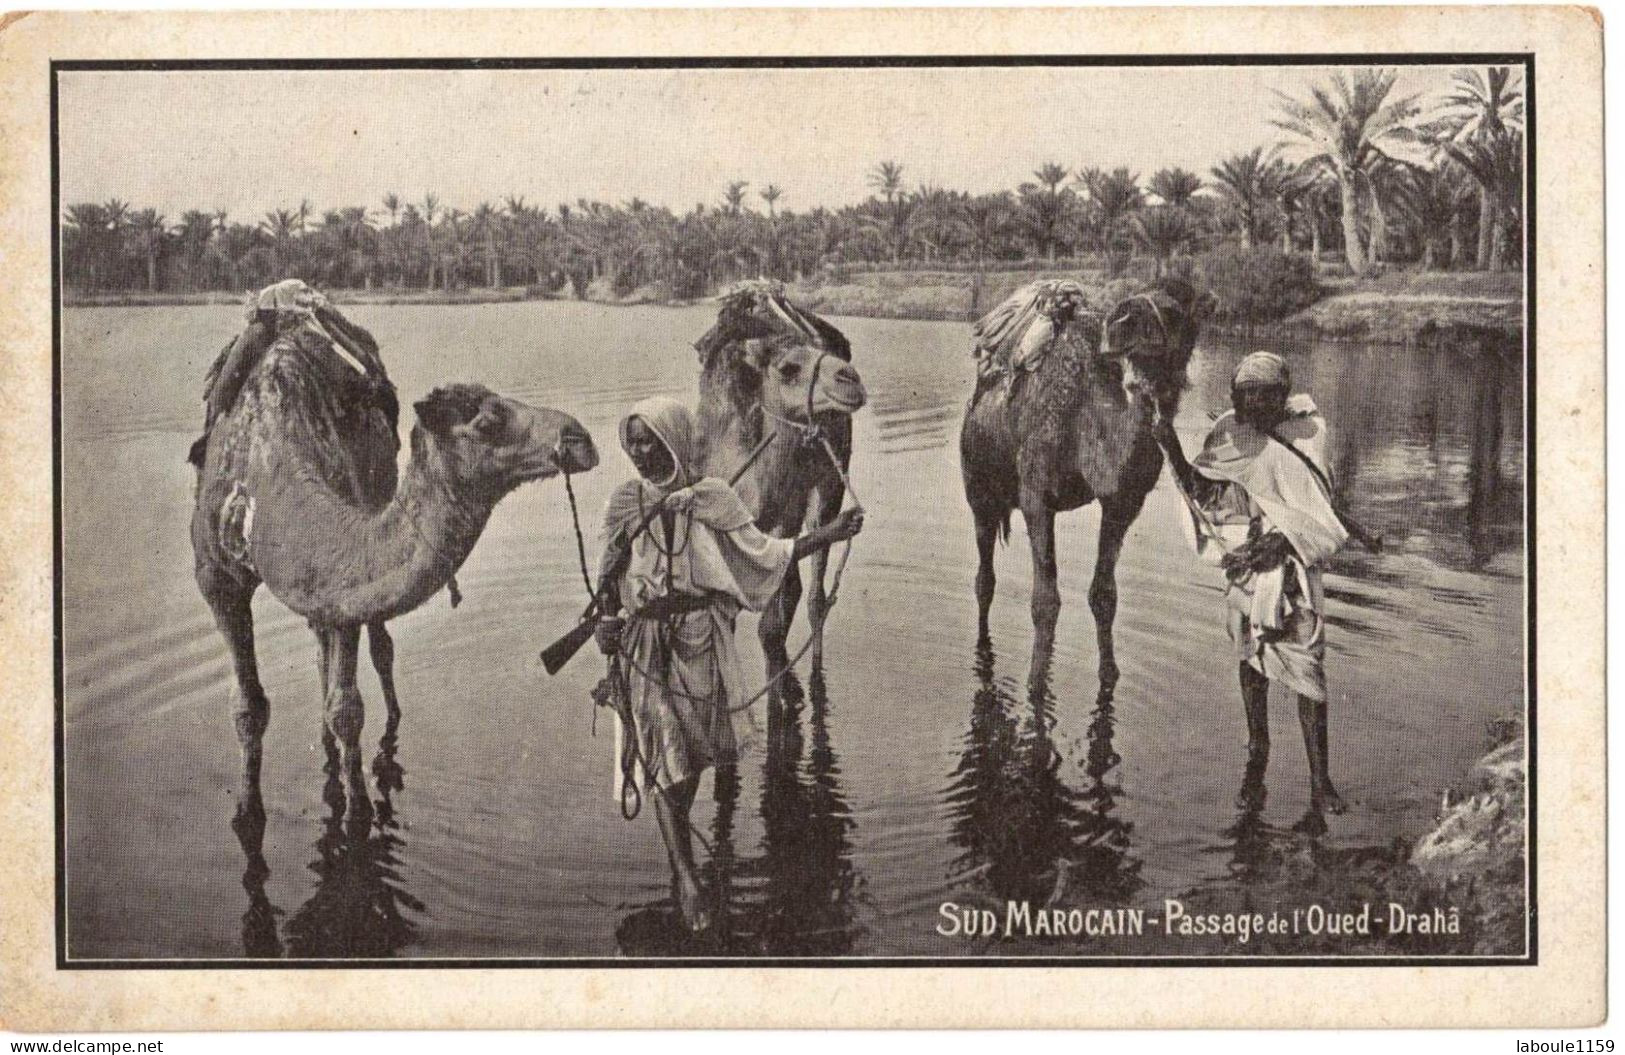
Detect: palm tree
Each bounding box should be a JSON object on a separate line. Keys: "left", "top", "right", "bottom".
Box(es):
{"left": 1271, "top": 68, "right": 1428, "bottom": 276}
{"left": 62, "top": 202, "right": 112, "bottom": 291}
{"left": 961, "top": 192, "right": 1013, "bottom": 268}
{"left": 441, "top": 207, "right": 468, "bottom": 291}
{"left": 1130, "top": 206, "right": 1194, "bottom": 279}
{"left": 760, "top": 184, "right": 783, "bottom": 218}
{"left": 868, "top": 161, "right": 905, "bottom": 204}
{"left": 1391, "top": 165, "right": 1459, "bottom": 270}
{"left": 1441, "top": 132, "right": 1523, "bottom": 271}
{"left": 420, "top": 192, "right": 440, "bottom": 289}
{"left": 336, "top": 206, "right": 376, "bottom": 289}
{"left": 1148, "top": 167, "right": 1204, "bottom": 209}
{"left": 1432, "top": 66, "right": 1525, "bottom": 268}
{"left": 722, "top": 181, "right": 750, "bottom": 216}
{"left": 259, "top": 209, "right": 299, "bottom": 277}
{"left": 126, "top": 209, "right": 168, "bottom": 291}
{"left": 1078, "top": 167, "right": 1143, "bottom": 272}
{"left": 1209, "top": 148, "right": 1290, "bottom": 249}
{"left": 471, "top": 201, "right": 504, "bottom": 287}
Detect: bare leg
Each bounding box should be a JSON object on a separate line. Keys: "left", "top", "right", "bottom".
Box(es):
{"left": 1298, "top": 694, "right": 1346, "bottom": 814}
{"left": 321, "top": 625, "right": 370, "bottom": 819}
{"left": 973, "top": 508, "right": 1001, "bottom": 645}
{"left": 366, "top": 620, "right": 401, "bottom": 721}
{"left": 1022, "top": 502, "right": 1060, "bottom": 663}
{"left": 1239, "top": 662, "right": 1271, "bottom": 763}
{"left": 1089, "top": 500, "right": 1138, "bottom": 690}
{"left": 1237, "top": 663, "right": 1273, "bottom": 810}
{"left": 654, "top": 774, "right": 709, "bottom": 931}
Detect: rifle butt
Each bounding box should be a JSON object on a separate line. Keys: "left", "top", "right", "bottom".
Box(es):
{"left": 541, "top": 618, "right": 597, "bottom": 676}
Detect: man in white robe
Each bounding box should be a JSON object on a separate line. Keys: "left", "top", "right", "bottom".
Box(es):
{"left": 1153, "top": 352, "right": 1351, "bottom": 819}
{"left": 594, "top": 396, "right": 862, "bottom": 931}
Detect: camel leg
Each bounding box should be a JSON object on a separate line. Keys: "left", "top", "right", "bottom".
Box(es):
{"left": 806, "top": 486, "right": 844, "bottom": 674}
{"left": 205, "top": 581, "right": 268, "bottom": 824}
{"left": 1088, "top": 498, "right": 1140, "bottom": 691}
{"left": 760, "top": 558, "right": 802, "bottom": 674}
{"left": 973, "top": 507, "right": 1002, "bottom": 645}
{"left": 1022, "top": 502, "right": 1060, "bottom": 662}
{"left": 366, "top": 620, "right": 401, "bottom": 721}
{"left": 320, "top": 625, "right": 370, "bottom": 817}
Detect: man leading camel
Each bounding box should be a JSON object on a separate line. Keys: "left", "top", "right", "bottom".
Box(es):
{"left": 1152, "top": 352, "right": 1350, "bottom": 821}
{"left": 593, "top": 396, "right": 863, "bottom": 931}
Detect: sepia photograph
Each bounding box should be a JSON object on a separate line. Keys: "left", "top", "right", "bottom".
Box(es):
{"left": 49, "top": 54, "right": 1537, "bottom": 968}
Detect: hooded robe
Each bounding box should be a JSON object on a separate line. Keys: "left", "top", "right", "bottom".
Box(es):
{"left": 1177, "top": 392, "right": 1349, "bottom": 701}
{"left": 601, "top": 396, "right": 795, "bottom": 797}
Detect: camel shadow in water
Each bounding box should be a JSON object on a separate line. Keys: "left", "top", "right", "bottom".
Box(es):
{"left": 944, "top": 640, "right": 1141, "bottom": 921}
{"left": 232, "top": 711, "right": 423, "bottom": 958}
{"left": 615, "top": 669, "right": 866, "bottom": 956}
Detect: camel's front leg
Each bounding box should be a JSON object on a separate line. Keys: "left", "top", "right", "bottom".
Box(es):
{"left": 760, "top": 557, "right": 802, "bottom": 675}
{"left": 805, "top": 484, "right": 845, "bottom": 673}
{"left": 1022, "top": 501, "right": 1060, "bottom": 661}
{"left": 320, "top": 625, "right": 370, "bottom": 816}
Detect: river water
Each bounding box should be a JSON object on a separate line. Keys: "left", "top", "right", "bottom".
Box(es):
{"left": 60, "top": 301, "right": 1525, "bottom": 960}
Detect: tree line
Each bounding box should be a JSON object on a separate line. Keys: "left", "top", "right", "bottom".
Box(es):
{"left": 62, "top": 67, "right": 1523, "bottom": 299}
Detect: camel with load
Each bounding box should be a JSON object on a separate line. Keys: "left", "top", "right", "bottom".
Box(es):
{"left": 960, "top": 277, "right": 1216, "bottom": 683}
{"left": 691, "top": 281, "right": 867, "bottom": 678}
{"left": 191, "top": 288, "right": 598, "bottom": 815}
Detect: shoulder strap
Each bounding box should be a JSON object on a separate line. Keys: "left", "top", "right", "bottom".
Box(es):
{"left": 1265, "top": 427, "right": 1335, "bottom": 498}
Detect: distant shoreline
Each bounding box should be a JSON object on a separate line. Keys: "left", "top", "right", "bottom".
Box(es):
{"left": 63, "top": 270, "right": 1523, "bottom": 345}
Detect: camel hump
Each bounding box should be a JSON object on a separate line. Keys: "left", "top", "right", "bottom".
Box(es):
{"left": 245, "top": 327, "right": 401, "bottom": 508}
{"left": 696, "top": 279, "right": 851, "bottom": 365}
{"left": 972, "top": 279, "right": 1094, "bottom": 376}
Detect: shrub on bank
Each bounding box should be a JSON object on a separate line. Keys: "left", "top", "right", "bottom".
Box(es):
{"left": 1198, "top": 246, "right": 1322, "bottom": 323}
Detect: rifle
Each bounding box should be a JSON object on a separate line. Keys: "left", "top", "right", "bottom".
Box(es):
{"left": 540, "top": 429, "right": 778, "bottom": 675}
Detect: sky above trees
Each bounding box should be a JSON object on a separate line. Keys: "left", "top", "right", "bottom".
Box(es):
{"left": 59, "top": 64, "right": 1457, "bottom": 220}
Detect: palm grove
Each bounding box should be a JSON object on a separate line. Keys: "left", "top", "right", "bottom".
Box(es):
{"left": 63, "top": 68, "right": 1523, "bottom": 306}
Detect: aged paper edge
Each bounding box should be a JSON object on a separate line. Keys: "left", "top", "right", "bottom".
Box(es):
{"left": 0, "top": 5, "right": 1602, "bottom": 1031}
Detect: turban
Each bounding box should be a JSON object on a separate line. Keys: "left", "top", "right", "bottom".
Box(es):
{"left": 1232, "top": 351, "right": 1290, "bottom": 388}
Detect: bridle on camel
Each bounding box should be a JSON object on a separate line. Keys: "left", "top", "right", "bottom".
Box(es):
{"left": 1100, "top": 293, "right": 1173, "bottom": 360}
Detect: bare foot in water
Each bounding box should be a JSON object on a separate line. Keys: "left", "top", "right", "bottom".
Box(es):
{"left": 676, "top": 874, "right": 712, "bottom": 933}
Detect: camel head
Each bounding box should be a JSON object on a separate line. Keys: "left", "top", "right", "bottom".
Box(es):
{"left": 411, "top": 383, "right": 598, "bottom": 499}
{"left": 1101, "top": 279, "right": 1218, "bottom": 415}
{"left": 739, "top": 336, "right": 867, "bottom": 428}
{"left": 697, "top": 281, "right": 867, "bottom": 433}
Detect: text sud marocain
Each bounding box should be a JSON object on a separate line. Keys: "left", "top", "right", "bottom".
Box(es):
{"left": 937, "top": 900, "right": 1461, "bottom": 942}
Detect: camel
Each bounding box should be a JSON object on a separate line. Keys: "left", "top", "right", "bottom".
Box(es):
{"left": 692, "top": 282, "right": 867, "bottom": 675}
{"left": 191, "top": 303, "right": 598, "bottom": 812}
{"left": 959, "top": 277, "right": 1216, "bottom": 684}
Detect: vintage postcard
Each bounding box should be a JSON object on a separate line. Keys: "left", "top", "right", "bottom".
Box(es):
{"left": 0, "top": 5, "right": 1603, "bottom": 1031}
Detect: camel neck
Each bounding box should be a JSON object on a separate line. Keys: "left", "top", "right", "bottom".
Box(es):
{"left": 260, "top": 438, "right": 496, "bottom": 625}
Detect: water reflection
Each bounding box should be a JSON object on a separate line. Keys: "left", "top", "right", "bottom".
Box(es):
{"left": 615, "top": 670, "right": 863, "bottom": 955}
{"left": 1195, "top": 329, "right": 1523, "bottom": 573}
{"left": 945, "top": 643, "right": 1140, "bottom": 915}
{"left": 232, "top": 713, "right": 423, "bottom": 958}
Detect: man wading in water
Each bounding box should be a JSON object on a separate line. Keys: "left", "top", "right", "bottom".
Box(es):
{"left": 1153, "top": 352, "right": 1355, "bottom": 825}
{"left": 594, "top": 396, "right": 862, "bottom": 931}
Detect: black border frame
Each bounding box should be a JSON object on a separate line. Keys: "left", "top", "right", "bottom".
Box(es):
{"left": 51, "top": 52, "right": 1538, "bottom": 970}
